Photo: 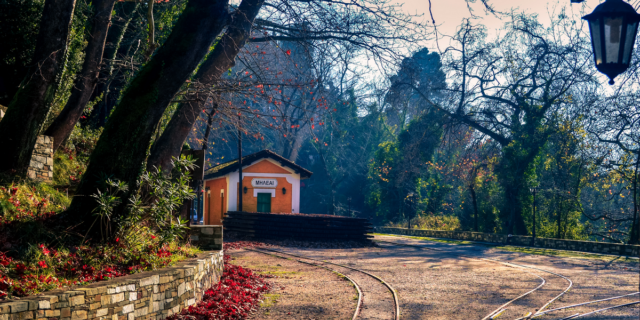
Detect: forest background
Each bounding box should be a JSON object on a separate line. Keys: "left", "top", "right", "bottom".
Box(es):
{"left": 0, "top": 0, "right": 639, "bottom": 249}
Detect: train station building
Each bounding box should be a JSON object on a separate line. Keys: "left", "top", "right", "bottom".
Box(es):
{"left": 201, "top": 150, "right": 312, "bottom": 225}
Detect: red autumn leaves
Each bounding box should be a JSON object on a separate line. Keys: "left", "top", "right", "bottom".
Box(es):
{"left": 0, "top": 241, "right": 195, "bottom": 300}
{"left": 168, "top": 254, "right": 271, "bottom": 320}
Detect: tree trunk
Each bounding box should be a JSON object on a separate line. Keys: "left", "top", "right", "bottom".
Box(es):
{"left": 45, "top": 0, "right": 117, "bottom": 151}
{"left": 0, "top": 0, "right": 76, "bottom": 175}
{"left": 202, "top": 104, "right": 217, "bottom": 151}
{"left": 629, "top": 152, "right": 640, "bottom": 244}
{"left": 288, "top": 127, "right": 306, "bottom": 162}
{"left": 556, "top": 193, "right": 562, "bottom": 239}
{"left": 146, "top": 0, "right": 264, "bottom": 173}
{"left": 65, "top": 0, "right": 229, "bottom": 238}
{"left": 89, "top": 2, "right": 139, "bottom": 128}
{"left": 498, "top": 142, "right": 542, "bottom": 235}
{"left": 502, "top": 182, "right": 527, "bottom": 235}
{"left": 470, "top": 183, "right": 479, "bottom": 232}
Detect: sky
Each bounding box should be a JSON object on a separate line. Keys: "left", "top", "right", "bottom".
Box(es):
{"left": 398, "top": 0, "right": 602, "bottom": 49}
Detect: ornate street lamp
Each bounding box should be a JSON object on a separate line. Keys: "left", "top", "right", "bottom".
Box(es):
{"left": 582, "top": 0, "right": 640, "bottom": 85}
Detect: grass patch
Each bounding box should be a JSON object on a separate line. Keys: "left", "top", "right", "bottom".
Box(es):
{"left": 494, "top": 245, "right": 638, "bottom": 263}
{"left": 260, "top": 293, "right": 280, "bottom": 308}
{"left": 373, "top": 233, "right": 638, "bottom": 262}
{"left": 256, "top": 270, "right": 299, "bottom": 276}
{"left": 372, "top": 233, "right": 474, "bottom": 245}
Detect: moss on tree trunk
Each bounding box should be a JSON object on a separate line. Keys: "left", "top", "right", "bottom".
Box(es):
{"left": 45, "top": 0, "right": 117, "bottom": 152}
{"left": 0, "top": 0, "right": 76, "bottom": 175}
{"left": 65, "top": 0, "right": 228, "bottom": 239}
{"left": 146, "top": 0, "right": 264, "bottom": 173}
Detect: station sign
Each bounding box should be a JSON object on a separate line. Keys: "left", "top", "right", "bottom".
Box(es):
{"left": 251, "top": 178, "right": 278, "bottom": 188}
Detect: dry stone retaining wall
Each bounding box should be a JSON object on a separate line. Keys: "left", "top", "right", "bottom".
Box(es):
{"left": 0, "top": 250, "right": 223, "bottom": 320}
{"left": 376, "top": 227, "right": 640, "bottom": 257}
{"left": 27, "top": 136, "right": 53, "bottom": 182}
{"left": 189, "top": 226, "right": 222, "bottom": 251}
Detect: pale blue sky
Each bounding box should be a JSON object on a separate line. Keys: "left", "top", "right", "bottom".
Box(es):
{"left": 400, "top": 0, "right": 601, "bottom": 46}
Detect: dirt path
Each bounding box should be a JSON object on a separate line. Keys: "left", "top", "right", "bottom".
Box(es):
{"left": 226, "top": 235, "right": 639, "bottom": 319}
{"left": 228, "top": 249, "right": 356, "bottom": 320}
{"left": 252, "top": 248, "right": 398, "bottom": 320}
{"left": 372, "top": 235, "right": 640, "bottom": 320}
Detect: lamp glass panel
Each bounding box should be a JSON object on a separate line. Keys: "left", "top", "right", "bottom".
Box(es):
{"left": 623, "top": 21, "right": 638, "bottom": 64}
{"left": 605, "top": 17, "right": 623, "bottom": 63}
{"left": 590, "top": 19, "right": 603, "bottom": 65}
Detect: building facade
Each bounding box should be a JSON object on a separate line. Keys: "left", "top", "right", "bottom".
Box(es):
{"left": 202, "top": 150, "right": 312, "bottom": 225}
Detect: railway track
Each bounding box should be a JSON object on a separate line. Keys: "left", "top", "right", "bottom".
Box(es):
{"left": 374, "top": 236, "right": 639, "bottom": 320}
{"left": 246, "top": 247, "right": 400, "bottom": 320}
{"left": 374, "top": 238, "right": 573, "bottom": 320}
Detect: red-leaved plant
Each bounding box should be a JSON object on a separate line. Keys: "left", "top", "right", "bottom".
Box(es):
{"left": 168, "top": 254, "right": 271, "bottom": 320}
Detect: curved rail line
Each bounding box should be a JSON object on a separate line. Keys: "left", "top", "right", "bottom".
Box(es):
{"left": 527, "top": 292, "right": 639, "bottom": 318}
{"left": 488, "top": 258, "right": 573, "bottom": 320}
{"left": 251, "top": 246, "right": 400, "bottom": 320}
{"left": 245, "top": 247, "right": 363, "bottom": 320}
{"left": 374, "top": 238, "right": 574, "bottom": 320}
{"left": 556, "top": 301, "right": 640, "bottom": 319}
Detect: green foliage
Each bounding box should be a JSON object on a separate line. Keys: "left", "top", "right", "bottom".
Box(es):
{"left": 523, "top": 120, "right": 591, "bottom": 240}
{"left": 45, "top": 0, "right": 92, "bottom": 128}
{"left": 0, "top": 181, "right": 70, "bottom": 220}
{"left": 53, "top": 126, "right": 101, "bottom": 186}
{"left": 0, "top": 0, "right": 44, "bottom": 105}
{"left": 90, "top": 156, "right": 196, "bottom": 243}
{"left": 366, "top": 112, "right": 445, "bottom": 222}
{"left": 388, "top": 214, "right": 461, "bottom": 231}
{"left": 299, "top": 90, "right": 388, "bottom": 216}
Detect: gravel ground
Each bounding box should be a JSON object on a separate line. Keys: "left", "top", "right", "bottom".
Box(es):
{"left": 227, "top": 249, "right": 357, "bottom": 320}
{"left": 263, "top": 235, "right": 639, "bottom": 320}
{"left": 260, "top": 248, "right": 397, "bottom": 320}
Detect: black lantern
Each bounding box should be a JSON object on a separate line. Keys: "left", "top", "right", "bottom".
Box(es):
{"left": 243, "top": 186, "right": 248, "bottom": 194}
{"left": 583, "top": 0, "right": 640, "bottom": 85}
{"left": 282, "top": 187, "right": 286, "bottom": 195}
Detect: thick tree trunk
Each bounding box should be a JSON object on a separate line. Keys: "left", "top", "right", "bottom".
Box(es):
{"left": 501, "top": 176, "right": 527, "bottom": 235}
{"left": 498, "top": 122, "right": 546, "bottom": 235}
{"left": 65, "top": 0, "right": 229, "bottom": 238}
{"left": 0, "top": 0, "right": 76, "bottom": 175}
{"left": 147, "top": 0, "right": 265, "bottom": 173}
{"left": 45, "top": 0, "right": 117, "bottom": 151}
{"left": 89, "top": 2, "right": 139, "bottom": 128}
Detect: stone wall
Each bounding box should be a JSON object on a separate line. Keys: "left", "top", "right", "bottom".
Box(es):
{"left": 27, "top": 136, "right": 53, "bottom": 182}
{"left": 189, "top": 226, "right": 223, "bottom": 251}
{"left": 376, "top": 227, "right": 640, "bottom": 257}
{"left": 0, "top": 250, "right": 224, "bottom": 320}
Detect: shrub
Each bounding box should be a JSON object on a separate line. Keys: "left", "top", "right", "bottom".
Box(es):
{"left": 388, "top": 214, "right": 461, "bottom": 231}
{"left": 0, "top": 156, "right": 200, "bottom": 300}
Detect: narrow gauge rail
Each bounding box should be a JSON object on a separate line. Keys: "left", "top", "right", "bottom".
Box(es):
{"left": 555, "top": 301, "right": 640, "bottom": 319}
{"left": 373, "top": 238, "right": 574, "bottom": 320}
{"left": 523, "top": 292, "right": 640, "bottom": 319}
{"left": 245, "top": 248, "right": 364, "bottom": 320}
{"left": 248, "top": 247, "right": 400, "bottom": 320}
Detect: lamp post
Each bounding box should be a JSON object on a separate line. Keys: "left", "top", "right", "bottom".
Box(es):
{"left": 530, "top": 187, "right": 538, "bottom": 246}
{"left": 582, "top": 0, "right": 640, "bottom": 85}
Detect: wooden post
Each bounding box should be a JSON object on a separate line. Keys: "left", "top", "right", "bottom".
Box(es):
{"left": 238, "top": 128, "right": 243, "bottom": 212}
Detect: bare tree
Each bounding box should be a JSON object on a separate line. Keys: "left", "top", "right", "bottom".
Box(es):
{"left": 406, "top": 14, "right": 599, "bottom": 235}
